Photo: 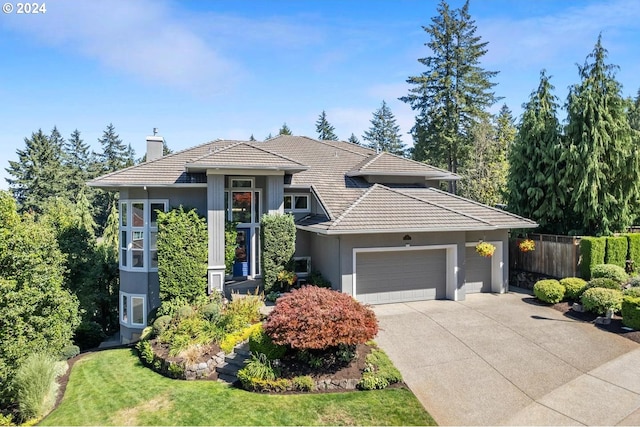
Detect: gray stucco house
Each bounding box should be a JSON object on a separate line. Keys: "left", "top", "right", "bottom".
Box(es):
{"left": 89, "top": 134, "right": 537, "bottom": 343}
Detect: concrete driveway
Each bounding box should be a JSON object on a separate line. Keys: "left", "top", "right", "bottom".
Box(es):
{"left": 374, "top": 291, "right": 640, "bottom": 426}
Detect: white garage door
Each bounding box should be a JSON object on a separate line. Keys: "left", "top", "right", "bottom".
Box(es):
{"left": 355, "top": 248, "right": 447, "bottom": 304}
{"left": 465, "top": 246, "right": 492, "bottom": 293}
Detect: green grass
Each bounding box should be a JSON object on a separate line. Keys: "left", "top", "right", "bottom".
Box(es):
{"left": 41, "top": 349, "right": 436, "bottom": 426}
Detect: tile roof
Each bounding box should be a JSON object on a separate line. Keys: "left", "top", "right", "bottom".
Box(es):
{"left": 89, "top": 135, "right": 537, "bottom": 232}
{"left": 347, "top": 151, "right": 459, "bottom": 180}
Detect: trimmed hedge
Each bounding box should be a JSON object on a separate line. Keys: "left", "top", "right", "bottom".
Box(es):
{"left": 626, "top": 233, "right": 640, "bottom": 273}
{"left": 586, "top": 278, "right": 621, "bottom": 290}
{"left": 559, "top": 277, "right": 588, "bottom": 300}
{"left": 624, "top": 288, "right": 640, "bottom": 298}
{"left": 605, "top": 236, "right": 628, "bottom": 268}
{"left": 533, "top": 279, "right": 565, "bottom": 304}
{"left": 580, "top": 237, "right": 606, "bottom": 279}
{"left": 581, "top": 288, "right": 623, "bottom": 315}
{"left": 591, "top": 264, "right": 628, "bottom": 285}
{"left": 622, "top": 296, "right": 640, "bottom": 330}
{"left": 261, "top": 214, "right": 296, "bottom": 293}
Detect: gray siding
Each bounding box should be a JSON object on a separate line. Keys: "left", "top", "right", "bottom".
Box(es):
{"left": 465, "top": 229, "right": 509, "bottom": 291}
{"left": 465, "top": 246, "right": 491, "bottom": 293}
{"left": 308, "top": 232, "right": 340, "bottom": 290}
{"left": 120, "top": 271, "right": 160, "bottom": 311}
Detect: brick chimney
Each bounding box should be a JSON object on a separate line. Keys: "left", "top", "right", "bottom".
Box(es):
{"left": 146, "top": 128, "right": 163, "bottom": 162}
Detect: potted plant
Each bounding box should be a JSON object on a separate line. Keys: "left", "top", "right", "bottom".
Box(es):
{"left": 475, "top": 241, "right": 496, "bottom": 258}
{"left": 519, "top": 238, "right": 535, "bottom": 253}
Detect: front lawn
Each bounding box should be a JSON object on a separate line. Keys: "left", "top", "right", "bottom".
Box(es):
{"left": 41, "top": 349, "right": 436, "bottom": 426}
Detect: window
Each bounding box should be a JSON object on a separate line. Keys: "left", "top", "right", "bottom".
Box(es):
{"left": 231, "top": 178, "right": 253, "bottom": 188}
{"left": 284, "top": 194, "right": 310, "bottom": 213}
{"left": 119, "top": 200, "right": 167, "bottom": 271}
{"left": 293, "top": 257, "right": 311, "bottom": 277}
{"left": 120, "top": 292, "right": 146, "bottom": 327}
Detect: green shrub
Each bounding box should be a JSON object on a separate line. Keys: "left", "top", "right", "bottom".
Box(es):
{"left": 308, "top": 271, "right": 332, "bottom": 288}
{"left": 249, "top": 323, "right": 286, "bottom": 360}
{"left": 581, "top": 288, "right": 623, "bottom": 315}
{"left": 220, "top": 295, "right": 263, "bottom": 333}
{"left": 292, "top": 375, "right": 315, "bottom": 392}
{"left": 237, "top": 373, "right": 292, "bottom": 392}
{"left": 623, "top": 288, "right": 640, "bottom": 297}
{"left": 176, "top": 305, "right": 196, "bottom": 319}
{"left": 157, "top": 206, "right": 208, "bottom": 303}
{"left": 201, "top": 302, "right": 221, "bottom": 322}
{"left": 73, "top": 321, "right": 106, "bottom": 350}
{"left": 163, "top": 316, "right": 221, "bottom": 357}
{"left": 625, "top": 233, "right": 640, "bottom": 273}
{"left": 533, "top": 279, "right": 564, "bottom": 303}
{"left": 225, "top": 221, "right": 238, "bottom": 275}
{"left": 559, "top": 277, "right": 588, "bottom": 300}
{"left": 221, "top": 323, "right": 262, "bottom": 354}
{"left": 13, "top": 353, "right": 58, "bottom": 422}
{"left": 152, "top": 315, "right": 172, "bottom": 337}
{"left": 156, "top": 297, "right": 190, "bottom": 318}
{"left": 261, "top": 214, "right": 296, "bottom": 293}
{"left": 622, "top": 296, "right": 640, "bottom": 330}
{"left": 586, "top": 278, "right": 621, "bottom": 290}
{"left": 237, "top": 353, "right": 282, "bottom": 391}
{"left": 605, "top": 236, "right": 628, "bottom": 268}
{"left": 0, "top": 413, "right": 13, "bottom": 426}
{"left": 136, "top": 340, "right": 155, "bottom": 366}
{"left": 358, "top": 348, "right": 402, "bottom": 390}
{"left": 59, "top": 345, "right": 80, "bottom": 360}
{"left": 591, "top": 264, "right": 628, "bottom": 284}
{"left": 580, "top": 237, "right": 606, "bottom": 279}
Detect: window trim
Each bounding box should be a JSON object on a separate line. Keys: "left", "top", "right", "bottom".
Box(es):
{"left": 230, "top": 177, "right": 255, "bottom": 188}
{"left": 293, "top": 256, "right": 311, "bottom": 277}
{"left": 284, "top": 194, "right": 310, "bottom": 213}
{"left": 119, "top": 199, "right": 168, "bottom": 272}
{"left": 119, "top": 292, "right": 147, "bottom": 328}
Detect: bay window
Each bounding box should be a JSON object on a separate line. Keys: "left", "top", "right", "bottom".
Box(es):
{"left": 120, "top": 292, "right": 146, "bottom": 327}
{"left": 119, "top": 199, "right": 167, "bottom": 271}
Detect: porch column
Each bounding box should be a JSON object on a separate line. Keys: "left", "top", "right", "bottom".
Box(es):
{"left": 207, "top": 173, "right": 226, "bottom": 293}
{"left": 267, "top": 175, "right": 284, "bottom": 214}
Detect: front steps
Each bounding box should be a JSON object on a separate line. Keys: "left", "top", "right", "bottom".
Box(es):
{"left": 216, "top": 341, "right": 251, "bottom": 384}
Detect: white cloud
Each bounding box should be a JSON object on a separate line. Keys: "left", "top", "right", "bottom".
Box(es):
{"left": 1, "top": 0, "right": 241, "bottom": 95}
{"left": 479, "top": 0, "right": 640, "bottom": 69}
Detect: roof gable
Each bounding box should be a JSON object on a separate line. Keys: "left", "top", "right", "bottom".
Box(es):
{"left": 185, "top": 142, "right": 307, "bottom": 172}
{"left": 347, "top": 152, "right": 460, "bottom": 180}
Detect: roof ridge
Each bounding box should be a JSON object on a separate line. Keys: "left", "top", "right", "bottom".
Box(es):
{"left": 330, "top": 184, "right": 378, "bottom": 228}
{"left": 378, "top": 152, "right": 457, "bottom": 176}
{"left": 188, "top": 141, "right": 245, "bottom": 163}
{"left": 350, "top": 152, "right": 382, "bottom": 173}
{"left": 427, "top": 188, "right": 538, "bottom": 224}
{"left": 314, "top": 138, "right": 373, "bottom": 158}
{"left": 246, "top": 142, "right": 308, "bottom": 166}
{"left": 387, "top": 186, "right": 496, "bottom": 227}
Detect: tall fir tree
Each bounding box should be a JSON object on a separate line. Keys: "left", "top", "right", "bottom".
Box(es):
{"left": 362, "top": 101, "right": 406, "bottom": 156}
{"left": 315, "top": 110, "right": 338, "bottom": 140}
{"left": 400, "top": 0, "right": 498, "bottom": 193}
{"left": 249, "top": 134, "right": 256, "bottom": 141}
{"left": 96, "top": 123, "right": 129, "bottom": 173}
{"left": 562, "top": 36, "right": 640, "bottom": 235}
{"left": 347, "top": 133, "right": 360, "bottom": 145}
{"left": 506, "top": 70, "right": 567, "bottom": 233}
{"left": 63, "top": 129, "right": 95, "bottom": 202}
{"left": 278, "top": 123, "right": 292, "bottom": 135}
{"left": 5, "top": 129, "right": 67, "bottom": 213}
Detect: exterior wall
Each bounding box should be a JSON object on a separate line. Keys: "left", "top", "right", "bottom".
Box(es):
{"left": 465, "top": 229, "right": 509, "bottom": 293}
{"left": 307, "top": 232, "right": 341, "bottom": 290}
{"left": 338, "top": 231, "right": 466, "bottom": 300}
{"left": 294, "top": 229, "right": 311, "bottom": 258}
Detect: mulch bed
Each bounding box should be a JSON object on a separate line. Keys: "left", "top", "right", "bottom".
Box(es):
{"left": 550, "top": 301, "right": 640, "bottom": 344}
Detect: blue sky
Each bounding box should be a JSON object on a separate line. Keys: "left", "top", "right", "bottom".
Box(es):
{"left": 2, "top": 0, "right": 640, "bottom": 190}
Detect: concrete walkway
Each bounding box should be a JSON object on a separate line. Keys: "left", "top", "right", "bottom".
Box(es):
{"left": 374, "top": 291, "right": 640, "bottom": 426}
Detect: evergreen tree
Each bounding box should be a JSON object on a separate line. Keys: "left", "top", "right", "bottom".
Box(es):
{"left": 362, "top": 101, "right": 406, "bottom": 156}
{"left": 96, "top": 123, "right": 128, "bottom": 173}
{"left": 5, "top": 129, "right": 67, "bottom": 213}
{"left": 249, "top": 134, "right": 256, "bottom": 141}
{"left": 506, "top": 70, "right": 567, "bottom": 233}
{"left": 278, "top": 123, "right": 292, "bottom": 135}
{"left": 102, "top": 203, "right": 119, "bottom": 253}
{"left": 265, "top": 133, "right": 273, "bottom": 141}
{"left": 125, "top": 143, "right": 136, "bottom": 168}
{"left": 628, "top": 89, "right": 640, "bottom": 132}
{"left": 75, "top": 189, "right": 97, "bottom": 237}
{"left": 63, "top": 129, "right": 95, "bottom": 202}
{"left": 315, "top": 110, "right": 338, "bottom": 140}
{"left": 562, "top": 36, "right": 639, "bottom": 235}
{"left": 400, "top": 0, "right": 499, "bottom": 193}
{"left": 347, "top": 133, "right": 360, "bottom": 145}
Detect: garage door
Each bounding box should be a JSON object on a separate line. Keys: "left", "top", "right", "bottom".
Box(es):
{"left": 355, "top": 249, "right": 447, "bottom": 304}
{"left": 465, "top": 246, "right": 492, "bottom": 293}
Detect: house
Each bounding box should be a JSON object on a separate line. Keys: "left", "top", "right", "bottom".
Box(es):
{"left": 89, "top": 134, "right": 537, "bottom": 343}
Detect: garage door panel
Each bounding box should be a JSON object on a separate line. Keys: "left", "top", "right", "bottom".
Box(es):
{"left": 465, "top": 246, "right": 492, "bottom": 293}
{"left": 356, "top": 249, "right": 447, "bottom": 303}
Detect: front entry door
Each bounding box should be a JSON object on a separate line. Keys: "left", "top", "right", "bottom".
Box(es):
{"left": 233, "top": 228, "right": 251, "bottom": 277}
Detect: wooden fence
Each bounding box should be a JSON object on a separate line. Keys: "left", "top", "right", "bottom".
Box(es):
{"left": 509, "top": 234, "right": 581, "bottom": 279}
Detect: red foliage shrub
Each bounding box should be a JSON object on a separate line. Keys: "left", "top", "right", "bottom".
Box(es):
{"left": 263, "top": 286, "right": 379, "bottom": 350}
